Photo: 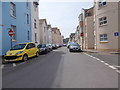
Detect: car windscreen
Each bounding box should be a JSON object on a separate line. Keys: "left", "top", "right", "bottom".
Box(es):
{"left": 70, "top": 43, "right": 79, "bottom": 46}
{"left": 38, "top": 44, "right": 46, "bottom": 48}
{"left": 10, "top": 44, "right": 26, "bottom": 50}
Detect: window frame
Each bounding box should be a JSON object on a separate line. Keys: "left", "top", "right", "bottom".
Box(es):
{"left": 100, "top": 34, "right": 108, "bottom": 42}
{"left": 99, "top": 16, "right": 108, "bottom": 26}
{"left": 10, "top": 2, "right": 16, "bottom": 17}
{"left": 27, "top": 14, "right": 29, "bottom": 25}
{"left": 98, "top": 0, "right": 107, "bottom": 8}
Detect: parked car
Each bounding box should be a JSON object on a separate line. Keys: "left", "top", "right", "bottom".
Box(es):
{"left": 46, "top": 44, "right": 53, "bottom": 51}
{"left": 67, "top": 42, "right": 75, "bottom": 48}
{"left": 69, "top": 43, "right": 81, "bottom": 52}
{"left": 4, "top": 42, "right": 39, "bottom": 62}
{"left": 56, "top": 44, "right": 60, "bottom": 48}
{"left": 52, "top": 44, "right": 57, "bottom": 49}
{"left": 37, "top": 44, "right": 49, "bottom": 54}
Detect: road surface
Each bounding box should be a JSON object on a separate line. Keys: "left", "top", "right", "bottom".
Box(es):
{"left": 2, "top": 47, "right": 119, "bottom": 88}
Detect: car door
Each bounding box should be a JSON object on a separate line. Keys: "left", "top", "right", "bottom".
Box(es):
{"left": 26, "top": 44, "right": 32, "bottom": 57}
{"left": 30, "top": 43, "right": 36, "bottom": 56}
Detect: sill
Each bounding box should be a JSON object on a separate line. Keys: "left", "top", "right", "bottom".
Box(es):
{"left": 100, "top": 41, "right": 108, "bottom": 43}
{"left": 10, "top": 14, "right": 16, "bottom": 19}
{"left": 99, "top": 24, "right": 108, "bottom": 27}
{"left": 98, "top": 5, "right": 107, "bottom": 10}
{"left": 12, "top": 39, "right": 17, "bottom": 42}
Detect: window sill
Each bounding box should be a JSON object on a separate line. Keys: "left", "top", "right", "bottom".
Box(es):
{"left": 98, "top": 5, "right": 107, "bottom": 10}
{"left": 99, "top": 24, "right": 108, "bottom": 27}
{"left": 100, "top": 41, "right": 108, "bottom": 43}
{"left": 12, "top": 39, "right": 17, "bottom": 42}
{"left": 10, "top": 14, "right": 16, "bottom": 19}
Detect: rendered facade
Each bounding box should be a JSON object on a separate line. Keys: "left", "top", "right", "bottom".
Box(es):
{"left": 2, "top": 2, "right": 31, "bottom": 55}
{"left": 31, "top": 1, "right": 40, "bottom": 45}
{"left": 94, "top": 1, "right": 119, "bottom": 51}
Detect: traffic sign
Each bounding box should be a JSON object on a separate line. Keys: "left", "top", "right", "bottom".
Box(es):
{"left": 80, "top": 32, "right": 84, "bottom": 37}
{"left": 114, "top": 32, "right": 119, "bottom": 36}
{"left": 8, "top": 29, "right": 14, "bottom": 37}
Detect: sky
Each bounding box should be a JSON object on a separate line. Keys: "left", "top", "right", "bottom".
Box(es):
{"left": 39, "top": 1, "right": 93, "bottom": 38}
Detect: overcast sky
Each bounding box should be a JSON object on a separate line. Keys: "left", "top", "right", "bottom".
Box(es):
{"left": 39, "top": 1, "right": 93, "bottom": 38}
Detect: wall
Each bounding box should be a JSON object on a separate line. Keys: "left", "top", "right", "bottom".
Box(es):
{"left": 0, "top": 1, "right": 2, "bottom": 56}
{"left": 2, "top": 2, "right": 31, "bottom": 55}
{"left": 95, "top": 2, "right": 119, "bottom": 51}
{"left": 31, "top": 1, "right": 40, "bottom": 45}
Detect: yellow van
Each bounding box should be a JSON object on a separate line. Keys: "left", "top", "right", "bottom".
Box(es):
{"left": 4, "top": 42, "right": 39, "bottom": 62}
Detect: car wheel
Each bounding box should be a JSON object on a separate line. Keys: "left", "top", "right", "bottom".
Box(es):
{"left": 22, "top": 54, "right": 28, "bottom": 61}
{"left": 36, "top": 52, "right": 39, "bottom": 57}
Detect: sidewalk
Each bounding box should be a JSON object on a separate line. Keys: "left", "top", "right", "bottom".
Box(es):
{"left": 83, "top": 49, "right": 120, "bottom": 54}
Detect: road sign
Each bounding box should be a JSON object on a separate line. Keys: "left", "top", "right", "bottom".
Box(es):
{"left": 8, "top": 29, "right": 14, "bottom": 37}
{"left": 114, "top": 32, "right": 119, "bottom": 36}
{"left": 80, "top": 32, "right": 84, "bottom": 37}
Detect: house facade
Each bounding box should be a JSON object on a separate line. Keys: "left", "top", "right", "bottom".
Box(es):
{"left": 2, "top": 1, "right": 31, "bottom": 55}
{"left": 51, "top": 27, "right": 62, "bottom": 44}
{"left": 94, "top": 1, "right": 120, "bottom": 51}
{"left": 39, "top": 19, "right": 48, "bottom": 44}
{"left": 31, "top": 1, "right": 40, "bottom": 45}
{"left": 47, "top": 24, "right": 52, "bottom": 44}
{"left": 0, "top": 1, "right": 2, "bottom": 55}
{"left": 83, "top": 7, "right": 94, "bottom": 49}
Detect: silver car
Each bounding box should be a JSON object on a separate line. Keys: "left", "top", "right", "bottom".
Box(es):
{"left": 69, "top": 43, "right": 81, "bottom": 52}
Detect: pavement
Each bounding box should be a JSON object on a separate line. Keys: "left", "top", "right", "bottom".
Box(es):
{"left": 1, "top": 47, "right": 119, "bottom": 88}
{"left": 83, "top": 49, "right": 120, "bottom": 54}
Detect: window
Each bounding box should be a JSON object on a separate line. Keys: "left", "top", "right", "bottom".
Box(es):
{"left": 99, "top": 16, "right": 107, "bottom": 26}
{"left": 44, "top": 27, "right": 45, "bottom": 32}
{"left": 11, "top": 25, "right": 16, "bottom": 40}
{"left": 34, "top": 19, "right": 37, "bottom": 29}
{"left": 100, "top": 34, "right": 108, "bottom": 41}
{"left": 26, "top": 0, "right": 29, "bottom": 8}
{"left": 99, "top": 0, "right": 106, "bottom": 8}
{"left": 10, "top": 2, "right": 16, "bottom": 17}
{"left": 27, "top": 14, "right": 29, "bottom": 24}
{"left": 27, "top": 30, "right": 30, "bottom": 40}
{"left": 35, "top": 33, "right": 37, "bottom": 43}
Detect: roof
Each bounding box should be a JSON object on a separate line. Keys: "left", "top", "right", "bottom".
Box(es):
{"left": 39, "top": 19, "right": 47, "bottom": 25}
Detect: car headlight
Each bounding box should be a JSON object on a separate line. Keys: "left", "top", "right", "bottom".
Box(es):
{"left": 16, "top": 51, "right": 23, "bottom": 55}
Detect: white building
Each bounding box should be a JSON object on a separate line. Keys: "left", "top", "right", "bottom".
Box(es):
{"left": 31, "top": 1, "right": 40, "bottom": 45}
{"left": 47, "top": 24, "right": 52, "bottom": 44}
{"left": 39, "top": 19, "right": 48, "bottom": 44}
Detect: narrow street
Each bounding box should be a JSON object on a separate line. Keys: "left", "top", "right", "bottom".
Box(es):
{"left": 2, "top": 47, "right": 118, "bottom": 88}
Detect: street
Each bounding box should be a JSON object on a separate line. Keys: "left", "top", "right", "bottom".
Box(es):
{"left": 2, "top": 47, "right": 119, "bottom": 88}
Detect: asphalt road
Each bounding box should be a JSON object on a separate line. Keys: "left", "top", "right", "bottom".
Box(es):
{"left": 2, "top": 47, "right": 119, "bottom": 88}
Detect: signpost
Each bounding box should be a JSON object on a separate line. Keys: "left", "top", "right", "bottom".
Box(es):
{"left": 8, "top": 29, "right": 14, "bottom": 48}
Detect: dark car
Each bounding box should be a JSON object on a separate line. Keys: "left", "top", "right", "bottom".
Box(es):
{"left": 37, "top": 44, "right": 49, "bottom": 54}
{"left": 69, "top": 43, "right": 81, "bottom": 52}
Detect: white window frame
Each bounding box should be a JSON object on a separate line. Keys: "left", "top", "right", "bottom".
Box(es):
{"left": 100, "top": 34, "right": 108, "bottom": 42}
{"left": 98, "top": 0, "right": 107, "bottom": 8}
{"left": 99, "top": 16, "right": 107, "bottom": 26}
{"left": 10, "top": 2, "right": 16, "bottom": 17}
